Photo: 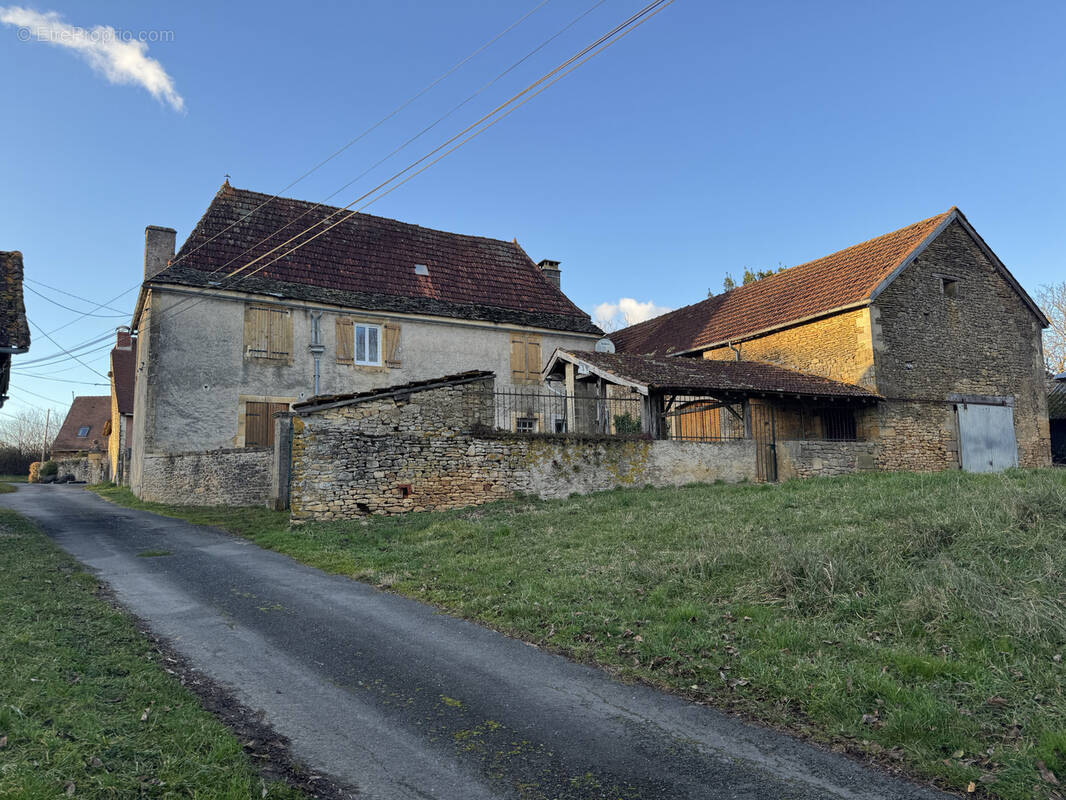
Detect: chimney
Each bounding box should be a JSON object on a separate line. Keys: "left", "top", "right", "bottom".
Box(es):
{"left": 144, "top": 225, "right": 176, "bottom": 280}
{"left": 537, "top": 259, "right": 561, "bottom": 289}
{"left": 115, "top": 326, "right": 133, "bottom": 350}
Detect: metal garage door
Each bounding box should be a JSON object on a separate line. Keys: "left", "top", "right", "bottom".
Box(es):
{"left": 957, "top": 403, "right": 1017, "bottom": 473}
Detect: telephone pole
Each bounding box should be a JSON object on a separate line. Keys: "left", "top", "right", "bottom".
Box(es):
{"left": 40, "top": 408, "right": 50, "bottom": 464}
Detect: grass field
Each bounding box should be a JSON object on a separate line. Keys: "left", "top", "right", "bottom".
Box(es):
{"left": 0, "top": 507, "right": 306, "bottom": 799}
{"left": 91, "top": 469, "right": 1066, "bottom": 799}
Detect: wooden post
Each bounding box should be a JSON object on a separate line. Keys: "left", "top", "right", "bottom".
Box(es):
{"left": 564, "top": 362, "right": 576, "bottom": 433}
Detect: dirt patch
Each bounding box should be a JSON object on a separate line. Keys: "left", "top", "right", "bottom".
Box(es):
{"left": 96, "top": 584, "right": 359, "bottom": 799}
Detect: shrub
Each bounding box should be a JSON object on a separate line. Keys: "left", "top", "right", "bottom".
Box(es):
{"left": 27, "top": 462, "right": 40, "bottom": 483}
{"left": 613, "top": 412, "right": 642, "bottom": 435}
{"left": 39, "top": 461, "right": 58, "bottom": 477}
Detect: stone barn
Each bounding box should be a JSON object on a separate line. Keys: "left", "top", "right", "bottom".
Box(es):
{"left": 611, "top": 208, "right": 1051, "bottom": 473}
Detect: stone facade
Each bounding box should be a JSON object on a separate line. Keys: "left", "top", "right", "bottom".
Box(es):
{"left": 287, "top": 376, "right": 882, "bottom": 521}
{"left": 704, "top": 308, "right": 876, "bottom": 389}
{"left": 129, "top": 288, "right": 599, "bottom": 500}
{"left": 871, "top": 220, "right": 1050, "bottom": 469}
{"left": 137, "top": 447, "right": 273, "bottom": 506}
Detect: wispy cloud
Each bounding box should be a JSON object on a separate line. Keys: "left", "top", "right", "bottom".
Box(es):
{"left": 0, "top": 6, "right": 184, "bottom": 111}
{"left": 593, "top": 298, "right": 672, "bottom": 332}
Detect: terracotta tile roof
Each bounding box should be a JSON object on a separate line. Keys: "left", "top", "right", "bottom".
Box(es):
{"left": 1049, "top": 380, "right": 1066, "bottom": 420}
{"left": 151, "top": 184, "right": 600, "bottom": 335}
{"left": 110, "top": 347, "right": 135, "bottom": 415}
{"left": 553, "top": 350, "right": 881, "bottom": 400}
{"left": 0, "top": 252, "right": 30, "bottom": 352}
{"left": 52, "top": 396, "right": 111, "bottom": 454}
{"left": 611, "top": 210, "right": 954, "bottom": 355}
{"left": 293, "top": 370, "right": 493, "bottom": 412}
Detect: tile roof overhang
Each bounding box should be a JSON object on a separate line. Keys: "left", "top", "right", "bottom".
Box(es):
{"left": 134, "top": 184, "right": 601, "bottom": 336}
{"left": 610, "top": 208, "right": 1048, "bottom": 357}
{"left": 0, "top": 251, "right": 30, "bottom": 353}
{"left": 544, "top": 349, "right": 882, "bottom": 403}
{"left": 293, "top": 370, "right": 494, "bottom": 414}
{"left": 51, "top": 395, "right": 111, "bottom": 454}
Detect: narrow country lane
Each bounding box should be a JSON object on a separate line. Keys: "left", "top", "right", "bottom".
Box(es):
{"left": 2, "top": 485, "right": 951, "bottom": 800}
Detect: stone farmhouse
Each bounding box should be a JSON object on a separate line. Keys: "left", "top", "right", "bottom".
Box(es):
{"left": 610, "top": 208, "right": 1051, "bottom": 472}
{"left": 127, "top": 182, "right": 602, "bottom": 504}
{"left": 51, "top": 395, "right": 110, "bottom": 483}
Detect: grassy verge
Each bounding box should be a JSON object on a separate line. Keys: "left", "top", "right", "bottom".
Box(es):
{"left": 0, "top": 507, "right": 306, "bottom": 799}
{"left": 0, "top": 474, "right": 27, "bottom": 483}
{"left": 91, "top": 470, "right": 1066, "bottom": 799}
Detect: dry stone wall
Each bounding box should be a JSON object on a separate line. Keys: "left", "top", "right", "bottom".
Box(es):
{"left": 138, "top": 447, "right": 273, "bottom": 506}
{"left": 54, "top": 454, "right": 107, "bottom": 484}
{"left": 777, "top": 440, "right": 879, "bottom": 480}
{"left": 289, "top": 377, "right": 761, "bottom": 521}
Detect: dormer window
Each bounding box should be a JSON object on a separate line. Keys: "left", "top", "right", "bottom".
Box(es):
{"left": 77, "top": 426, "right": 90, "bottom": 437}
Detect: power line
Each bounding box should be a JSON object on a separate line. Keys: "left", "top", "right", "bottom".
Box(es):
{"left": 25, "top": 285, "right": 130, "bottom": 318}
{"left": 24, "top": 278, "right": 131, "bottom": 315}
{"left": 14, "top": 331, "right": 116, "bottom": 368}
{"left": 49, "top": 1, "right": 552, "bottom": 342}
{"left": 149, "top": 0, "right": 673, "bottom": 333}
{"left": 8, "top": 386, "right": 71, "bottom": 406}
{"left": 26, "top": 318, "right": 110, "bottom": 380}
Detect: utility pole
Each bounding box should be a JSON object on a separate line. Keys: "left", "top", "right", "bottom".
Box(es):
{"left": 40, "top": 408, "right": 50, "bottom": 463}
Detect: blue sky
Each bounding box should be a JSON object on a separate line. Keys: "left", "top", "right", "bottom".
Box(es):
{"left": 1, "top": 0, "right": 1064, "bottom": 419}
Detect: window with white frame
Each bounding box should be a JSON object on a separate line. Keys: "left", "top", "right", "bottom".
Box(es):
{"left": 354, "top": 323, "right": 382, "bottom": 366}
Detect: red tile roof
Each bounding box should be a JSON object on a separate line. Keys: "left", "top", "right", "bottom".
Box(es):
{"left": 52, "top": 396, "right": 111, "bottom": 454}
{"left": 550, "top": 350, "right": 880, "bottom": 400}
{"left": 110, "top": 347, "right": 135, "bottom": 415}
{"left": 611, "top": 210, "right": 955, "bottom": 355}
{"left": 151, "top": 184, "right": 600, "bottom": 335}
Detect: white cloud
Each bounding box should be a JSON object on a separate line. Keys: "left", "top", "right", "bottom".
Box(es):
{"left": 1, "top": 7, "right": 184, "bottom": 111}
{"left": 593, "top": 297, "right": 672, "bottom": 331}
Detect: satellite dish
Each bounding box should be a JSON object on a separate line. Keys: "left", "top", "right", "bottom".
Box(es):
{"left": 594, "top": 337, "right": 615, "bottom": 353}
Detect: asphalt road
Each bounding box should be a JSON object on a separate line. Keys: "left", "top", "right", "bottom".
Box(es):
{"left": 2, "top": 484, "right": 951, "bottom": 800}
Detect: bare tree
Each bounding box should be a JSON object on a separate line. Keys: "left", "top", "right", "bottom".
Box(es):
{"left": 0, "top": 406, "right": 62, "bottom": 459}
{"left": 1039, "top": 282, "right": 1066, "bottom": 374}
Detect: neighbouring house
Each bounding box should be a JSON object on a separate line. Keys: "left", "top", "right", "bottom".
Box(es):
{"left": 107, "top": 327, "right": 136, "bottom": 484}
{"left": 1050, "top": 373, "right": 1066, "bottom": 464}
{"left": 128, "top": 181, "right": 602, "bottom": 505}
{"left": 610, "top": 208, "right": 1051, "bottom": 473}
{"left": 51, "top": 396, "right": 111, "bottom": 483}
{"left": 0, "top": 251, "right": 31, "bottom": 406}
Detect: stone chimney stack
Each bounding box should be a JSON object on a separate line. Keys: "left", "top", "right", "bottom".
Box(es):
{"left": 115, "top": 326, "right": 133, "bottom": 350}
{"left": 144, "top": 225, "right": 176, "bottom": 280}
{"left": 537, "top": 259, "right": 561, "bottom": 289}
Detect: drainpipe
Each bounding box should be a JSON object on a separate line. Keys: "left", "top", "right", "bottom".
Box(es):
{"left": 308, "top": 311, "right": 324, "bottom": 397}
{"left": 728, "top": 341, "right": 741, "bottom": 361}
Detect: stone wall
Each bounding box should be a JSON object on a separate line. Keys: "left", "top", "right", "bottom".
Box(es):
{"left": 703, "top": 308, "right": 876, "bottom": 389}
{"left": 872, "top": 219, "right": 1051, "bottom": 468}
{"left": 288, "top": 376, "right": 877, "bottom": 521}
{"left": 137, "top": 447, "right": 273, "bottom": 506}
{"left": 777, "top": 439, "right": 879, "bottom": 480}
{"left": 54, "top": 453, "right": 107, "bottom": 484}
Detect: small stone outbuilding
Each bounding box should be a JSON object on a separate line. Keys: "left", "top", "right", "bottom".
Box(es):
{"left": 51, "top": 395, "right": 111, "bottom": 483}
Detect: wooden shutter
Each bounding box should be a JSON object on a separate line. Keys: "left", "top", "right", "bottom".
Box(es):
{"left": 383, "top": 323, "right": 401, "bottom": 368}
{"left": 245, "top": 402, "right": 269, "bottom": 447}
{"left": 510, "top": 334, "right": 528, "bottom": 384}
{"left": 336, "top": 317, "right": 354, "bottom": 364}
{"left": 525, "top": 337, "right": 542, "bottom": 380}
{"left": 269, "top": 308, "right": 292, "bottom": 360}
{"left": 245, "top": 305, "right": 291, "bottom": 361}
{"left": 244, "top": 306, "right": 269, "bottom": 358}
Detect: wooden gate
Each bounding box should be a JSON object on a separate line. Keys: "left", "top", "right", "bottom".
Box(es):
{"left": 751, "top": 402, "right": 777, "bottom": 482}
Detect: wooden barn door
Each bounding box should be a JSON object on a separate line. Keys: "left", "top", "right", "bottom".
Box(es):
{"left": 750, "top": 401, "right": 778, "bottom": 482}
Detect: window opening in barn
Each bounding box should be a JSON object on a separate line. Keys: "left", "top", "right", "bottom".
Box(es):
{"left": 940, "top": 276, "right": 959, "bottom": 298}
{"left": 515, "top": 416, "right": 537, "bottom": 434}
{"left": 818, "top": 408, "right": 857, "bottom": 441}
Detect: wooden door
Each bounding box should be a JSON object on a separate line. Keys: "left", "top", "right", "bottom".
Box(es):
{"left": 751, "top": 402, "right": 777, "bottom": 482}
